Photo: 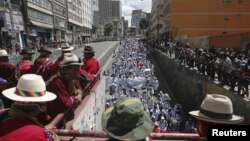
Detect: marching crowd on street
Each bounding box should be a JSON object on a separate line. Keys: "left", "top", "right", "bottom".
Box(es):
{"left": 104, "top": 38, "right": 195, "bottom": 133}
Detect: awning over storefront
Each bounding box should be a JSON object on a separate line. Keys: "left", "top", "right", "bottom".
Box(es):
{"left": 30, "top": 21, "right": 53, "bottom": 29}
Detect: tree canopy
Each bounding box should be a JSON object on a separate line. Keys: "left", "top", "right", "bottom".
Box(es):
{"left": 104, "top": 23, "right": 113, "bottom": 36}
{"left": 139, "top": 18, "right": 149, "bottom": 30}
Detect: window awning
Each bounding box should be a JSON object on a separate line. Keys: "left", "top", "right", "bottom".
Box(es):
{"left": 30, "top": 21, "right": 53, "bottom": 29}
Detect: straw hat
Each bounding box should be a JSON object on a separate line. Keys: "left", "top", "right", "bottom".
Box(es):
{"left": 60, "top": 43, "right": 74, "bottom": 51}
{"left": 60, "top": 53, "right": 82, "bottom": 67}
{"left": 189, "top": 94, "right": 244, "bottom": 124}
{"left": 2, "top": 74, "right": 56, "bottom": 102}
{"left": 0, "top": 49, "right": 8, "bottom": 57}
{"left": 102, "top": 98, "right": 152, "bottom": 140}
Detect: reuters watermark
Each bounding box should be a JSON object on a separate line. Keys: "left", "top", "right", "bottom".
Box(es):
{"left": 208, "top": 125, "right": 249, "bottom": 140}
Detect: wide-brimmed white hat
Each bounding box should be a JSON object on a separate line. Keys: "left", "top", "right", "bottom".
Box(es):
{"left": 60, "top": 43, "right": 74, "bottom": 51}
{"left": 189, "top": 94, "right": 244, "bottom": 124}
{"left": 0, "top": 49, "right": 8, "bottom": 57}
{"left": 60, "top": 53, "right": 82, "bottom": 67}
{"left": 2, "top": 74, "right": 57, "bottom": 102}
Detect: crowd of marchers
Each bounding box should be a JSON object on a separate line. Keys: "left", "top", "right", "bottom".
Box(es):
{"left": 104, "top": 38, "right": 196, "bottom": 133}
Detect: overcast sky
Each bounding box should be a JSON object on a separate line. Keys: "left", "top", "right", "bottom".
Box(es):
{"left": 121, "top": 0, "right": 152, "bottom": 27}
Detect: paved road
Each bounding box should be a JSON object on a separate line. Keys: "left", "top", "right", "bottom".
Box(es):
{"left": 8, "top": 41, "right": 118, "bottom": 65}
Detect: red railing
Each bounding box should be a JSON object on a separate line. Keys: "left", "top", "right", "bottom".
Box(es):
{"left": 54, "top": 129, "right": 200, "bottom": 140}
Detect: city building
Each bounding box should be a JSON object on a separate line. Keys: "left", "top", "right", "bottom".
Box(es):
{"left": 99, "top": 0, "right": 121, "bottom": 25}
{"left": 124, "top": 20, "right": 128, "bottom": 36}
{"left": 159, "top": 0, "right": 250, "bottom": 44}
{"left": 0, "top": 0, "right": 24, "bottom": 48}
{"left": 120, "top": 16, "right": 125, "bottom": 37}
{"left": 82, "top": 0, "right": 92, "bottom": 42}
{"left": 52, "top": 0, "right": 67, "bottom": 42}
{"left": 150, "top": 0, "right": 163, "bottom": 38}
{"left": 92, "top": 0, "right": 99, "bottom": 11}
{"left": 67, "top": 0, "right": 83, "bottom": 44}
{"left": 22, "top": 0, "right": 54, "bottom": 45}
{"left": 67, "top": 0, "right": 92, "bottom": 44}
{"left": 131, "top": 9, "right": 146, "bottom": 27}
{"left": 99, "top": 0, "right": 121, "bottom": 37}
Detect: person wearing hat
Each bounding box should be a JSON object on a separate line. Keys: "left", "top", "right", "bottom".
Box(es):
{"left": 50, "top": 42, "right": 74, "bottom": 76}
{"left": 46, "top": 53, "right": 83, "bottom": 122}
{"left": 0, "top": 49, "right": 18, "bottom": 108}
{"left": 33, "top": 46, "right": 53, "bottom": 81}
{"left": 102, "top": 97, "right": 153, "bottom": 141}
{"left": 16, "top": 49, "right": 35, "bottom": 77}
{"left": 81, "top": 45, "right": 100, "bottom": 75}
{"left": 189, "top": 94, "right": 244, "bottom": 138}
{"left": 0, "top": 74, "right": 58, "bottom": 141}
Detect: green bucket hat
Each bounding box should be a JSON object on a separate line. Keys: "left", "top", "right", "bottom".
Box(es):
{"left": 102, "top": 98, "right": 153, "bottom": 141}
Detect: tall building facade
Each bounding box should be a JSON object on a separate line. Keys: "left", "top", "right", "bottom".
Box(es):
{"left": 82, "top": 0, "right": 92, "bottom": 40}
{"left": 131, "top": 9, "right": 146, "bottom": 27}
{"left": 52, "top": 0, "right": 67, "bottom": 42}
{"left": 159, "top": 0, "right": 250, "bottom": 39}
{"left": 99, "top": 0, "right": 121, "bottom": 25}
{"left": 67, "top": 0, "right": 92, "bottom": 44}
{"left": 0, "top": 0, "right": 24, "bottom": 48}
{"left": 67, "top": 0, "right": 83, "bottom": 43}
{"left": 92, "top": 0, "right": 99, "bottom": 11}
{"left": 22, "top": 0, "right": 54, "bottom": 45}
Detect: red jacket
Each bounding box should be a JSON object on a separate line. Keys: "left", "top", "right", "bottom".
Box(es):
{"left": 81, "top": 57, "right": 100, "bottom": 74}
{"left": 17, "top": 58, "right": 33, "bottom": 76}
{"left": 33, "top": 55, "right": 53, "bottom": 81}
{"left": 50, "top": 56, "right": 63, "bottom": 76}
{"left": 0, "top": 115, "right": 49, "bottom": 141}
{"left": 0, "top": 62, "right": 17, "bottom": 108}
{"left": 46, "top": 76, "right": 82, "bottom": 121}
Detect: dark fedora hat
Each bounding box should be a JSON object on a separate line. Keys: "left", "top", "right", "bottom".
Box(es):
{"left": 19, "top": 49, "right": 35, "bottom": 55}
{"left": 82, "top": 45, "right": 95, "bottom": 53}
{"left": 38, "top": 46, "right": 52, "bottom": 54}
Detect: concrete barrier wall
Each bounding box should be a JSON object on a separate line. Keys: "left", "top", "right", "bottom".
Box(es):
{"left": 69, "top": 42, "right": 119, "bottom": 130}
{"left": 72, "top": 77, "right": 106, "bottom": 131}
{"left": 148, "top": 47, "right": 250, "bottom": 124}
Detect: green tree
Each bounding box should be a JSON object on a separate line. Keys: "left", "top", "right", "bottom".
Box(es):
{"left": 91, "top": 25, "right": 97, "bottom": 34}
{"left": 139, "top": 18, "right": 149, "bottom": 35}
{"left": 104, "top": 23, "right": 113, "bottom": 36}
{"left": 130, "top": 27, "right": 136, "bottom": 36}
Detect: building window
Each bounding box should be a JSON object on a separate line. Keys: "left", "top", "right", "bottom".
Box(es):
{"left": 55, "top": 0, "right": 65, "bottom": 5}
{"left": 53, "top": 3, "right": 66, "bottom": 16}
{"left": 28, "top": 9, "right": 53, "bottom": 25}
{"left": 28, "top": 0, "right": 52, "bottom": 10}
{"left": 54, "top": 17, "right": 66, "bottom": 28}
